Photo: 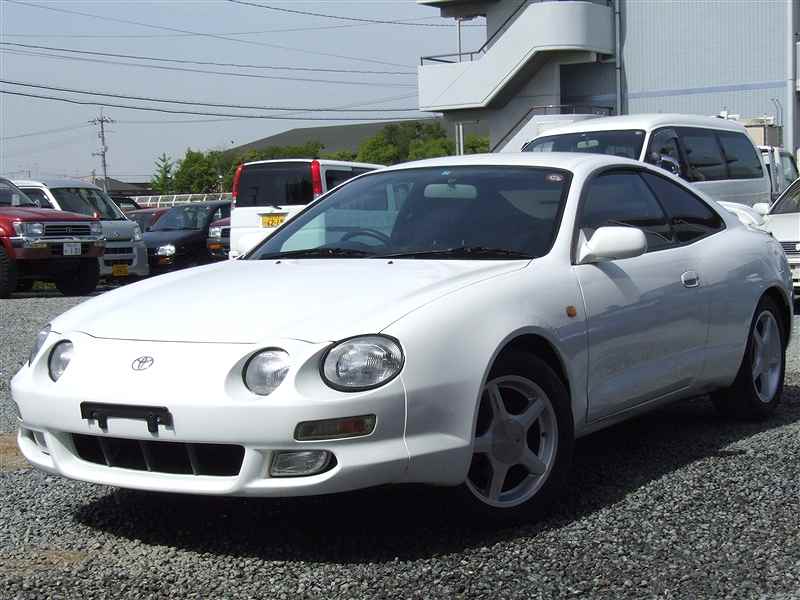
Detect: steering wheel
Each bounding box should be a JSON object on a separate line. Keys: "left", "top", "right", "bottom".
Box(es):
{"left": 339, "top": 228, "right": 391, "bottom": 246}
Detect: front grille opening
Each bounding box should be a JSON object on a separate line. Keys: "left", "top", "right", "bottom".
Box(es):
{"left": 72, "top": 434, "right": 244, "bottom": 476}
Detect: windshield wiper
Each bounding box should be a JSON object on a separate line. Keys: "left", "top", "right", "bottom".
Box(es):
{"left": 257, "top": 247, "right": 376, "bottom": 260}
{"left": 375, "top": 246, "right": 533, "bottom": 260}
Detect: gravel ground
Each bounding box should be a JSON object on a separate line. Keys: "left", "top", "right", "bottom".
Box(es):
{"left": 2, "top": 293, "right": 800, "bottom": 600}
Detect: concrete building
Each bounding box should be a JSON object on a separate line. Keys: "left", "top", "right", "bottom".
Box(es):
{"left": 417, "top": 0, "right": 799, "bottom": 154}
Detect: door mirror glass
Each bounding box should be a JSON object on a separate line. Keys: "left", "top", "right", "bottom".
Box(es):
{"left": 577, "top": 226, "right": 648, "bottom": 264}
{"left": 752, "top": 202, "right": 770, "bottom": 216}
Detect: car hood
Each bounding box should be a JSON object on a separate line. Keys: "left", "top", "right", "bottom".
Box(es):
{"left": 765, "top": 213, "right": 800, "bottom": 242}
{"left": 50, "top": 258, "right": 528, "bottom": 343}
{"left": 143, "top": 229, "right": 203, "bottom": 249}
{"left": 0, "top": 207, "right": 97, "bottom": 221}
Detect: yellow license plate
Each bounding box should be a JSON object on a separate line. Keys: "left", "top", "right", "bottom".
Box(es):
{"left": 112, "top": 264, "right": 129, "bottom": 277}
{"left": 261, "top": 214, "right": 286, "bottom": 228}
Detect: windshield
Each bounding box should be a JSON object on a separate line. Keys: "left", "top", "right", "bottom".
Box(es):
{"left": 50, "top": 187, "right": 126, "bottom": 220}
{"left": 772, "top": 182, "right": 800, "bottom": 214}
{"left": 0, "top": 180, "right": 36, "bottom": 207}
{"left": 524, "top": 129, "right": 646, "bottom": 160}
{"left": 149, "top": 204, "right": 215, "bottom": 231}
{"left": 236, "top": 162, "right": 313, "bottom": 207}
{"left": 248, "top": 166, "right": 571, "bottom": 260}
{"left": 130, "top": 211, "right": 160, "bottom": 231}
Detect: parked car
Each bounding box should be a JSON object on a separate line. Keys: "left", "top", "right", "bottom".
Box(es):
{"left": 523, "top": 114, "right": 771, "bottom": 207}
{"left": 109, "top": 195, "right": 142, "bottom": 213}
{"left": 229, "top": 158, "right": 382, "bottom": 257}
{"left": 144, "top": 201, "right": 230, "bottom": 274}
{"left": 760, "top": 145, "right": 799, "bottom": 201}
{"left": 754, "top": 180, "right": 800, "bottom": 292}
{"left": 12, "top": 153, "right": 792, "bottom": 520}
{"left": 207, "top": 216, "right": 230, "bottom": 260}
{"left": 128, "top": 207, "right": 168, "bottom": 233}
{"left": 13, "top": 179, "right": 149, "bottom": 281}
{"left": 0, "top": 177, "right": 104, "bottom": 297}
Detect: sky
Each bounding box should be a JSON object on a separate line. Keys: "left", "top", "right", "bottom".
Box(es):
{"left": 0, "top": 0, "right": 485, "bottom": 182}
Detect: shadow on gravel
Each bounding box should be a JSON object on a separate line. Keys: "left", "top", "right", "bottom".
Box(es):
{"left": 75, "top": 388, "right": 800, "bottom": 563}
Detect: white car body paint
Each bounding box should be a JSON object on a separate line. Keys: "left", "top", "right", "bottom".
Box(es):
{"left": 12, "top": 153, "right": 793, "bottom": 497}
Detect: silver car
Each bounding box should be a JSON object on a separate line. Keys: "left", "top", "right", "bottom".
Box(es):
{"left": 13, "top": 179, "right": 149, "bottom": 280}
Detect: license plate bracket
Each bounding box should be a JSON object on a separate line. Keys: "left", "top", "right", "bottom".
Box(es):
{"left": 80, "top": 402, "right": 173, "bottom": 434}
{"left": 63, "top": 242, "right": 82, "bottom": 256}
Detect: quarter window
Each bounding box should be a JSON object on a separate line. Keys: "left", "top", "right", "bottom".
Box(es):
{"left": 641, "top": 173, "right": 724, "bottom": 243}
{"left": 324, "top": 169, "right": 354, "bottom": 190}
{"left": 579, "top": 171, "right": 672, "bottom": 251}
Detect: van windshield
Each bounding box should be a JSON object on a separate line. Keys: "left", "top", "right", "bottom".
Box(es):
{"left": 50, "top": 187, "right": 126, "bottom": 220}
{"left": 236, "top": 162, "right": 313, "bottom": 207}
{"left": 524, "top": 129, "right": 646, "bottom": 160}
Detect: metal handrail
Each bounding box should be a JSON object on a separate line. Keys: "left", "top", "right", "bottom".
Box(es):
{"left": 132, "top": 193, "right": 232, "bottom": 208}
{"left": 420, "top": 0, "right": 529, "bottom": 65}
{"left": 490, "top": 104, "right": 613, "bottom": 152}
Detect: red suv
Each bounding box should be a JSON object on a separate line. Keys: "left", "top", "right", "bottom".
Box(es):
{"left": 0, "top": 178, "right": 105, "bottom": 297}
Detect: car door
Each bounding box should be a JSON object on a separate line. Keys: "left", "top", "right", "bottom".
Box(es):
{"left": 574, "top": 169, "right": 708, "bottom": 421}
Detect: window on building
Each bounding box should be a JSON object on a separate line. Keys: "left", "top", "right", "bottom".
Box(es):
{"left": 641, "top": 172, "right": 724, "bottom": 243}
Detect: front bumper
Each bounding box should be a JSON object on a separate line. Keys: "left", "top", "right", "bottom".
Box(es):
{"left": 100, "top": 241, "right": 149, "bottom": 278}
{"left": 11, "top": 333, "right": 414, "bottom": 497}
{"left": 10, "top": 236, "right": 105, "bottom": 260}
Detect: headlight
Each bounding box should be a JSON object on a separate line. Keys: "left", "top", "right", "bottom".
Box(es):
{"left": 90, "top": 221, "right": 103, "bottom": 236}
{"left": 243, "top": 349, "right": 290, "bottom": 396}
{"left": 321, "top": 335, "right": 403, "bottom": 391}
{"left": 48, "top": 340, "right": 74, "bottom": 382}
{"left": 209, "top": 226, "right": 222, "bottom": 239}
{"left": 132, "top": 224, "right": 142, "bottom": 241}
{"left": 29, "top": 324, "right": 51, "bottom": 365}
{"left": 12, "top": 222, "right": 44, "bottom": 236}
{"left": 156, "top": 244, "right": 176, "bottom": 256}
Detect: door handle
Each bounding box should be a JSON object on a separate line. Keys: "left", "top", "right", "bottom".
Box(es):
{"left": 681, "top": 270, "right": 700, "bottom": 288}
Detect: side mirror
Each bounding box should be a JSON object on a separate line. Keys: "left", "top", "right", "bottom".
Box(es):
{"left": 576, "top": 226, "right": 647, "bottom": 264}
{"left": 752, "top": 202, "right": 770, "bottom": 216}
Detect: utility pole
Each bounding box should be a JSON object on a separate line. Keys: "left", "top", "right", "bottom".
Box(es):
{"left": 89, "top": 109, "right": 114, "bottom": 192}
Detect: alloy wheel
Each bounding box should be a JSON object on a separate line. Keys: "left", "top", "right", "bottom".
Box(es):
{"left": 751, "top": 310, "right": 782, "bottom": 403}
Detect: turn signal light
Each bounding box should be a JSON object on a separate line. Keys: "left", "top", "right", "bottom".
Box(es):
{"left": 294, "top": 414, "right": 376, "bottom": 441}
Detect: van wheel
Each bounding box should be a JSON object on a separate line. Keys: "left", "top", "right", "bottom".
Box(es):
{"left": 711, "top": 296, "right": 786, "bottom": 420}
{"left": 55, "top": 260, "right": 100, "bottom": 296}
{"left": 456, "top": 352, "right": 573, "bottom": 523}
{"left": 0, "top": 247, "right": 17, "bottom": 298}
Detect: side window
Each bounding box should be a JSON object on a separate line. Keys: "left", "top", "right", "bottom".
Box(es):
{"left": 641, "top": 172, "right": 724, "bottom": 243}
{"left": 324, "top": 169, "right": 354, "bottom": 191}
{"left": 781, "top": 153, "right": 798, "bottom": 187}
{"left": 20, "top": 188, "right": 53, "bottom": 208}
{"left": 677, "top": 128, "right": 727, "bottom": 182}
{"left": 717, "top": 131, "right": 763, "bottom": 179}
{"left": 579, "top": 171, "right": 672, "bottom": 252}
{"left": 645, "top": 128, "right": 686, "bottom": 179}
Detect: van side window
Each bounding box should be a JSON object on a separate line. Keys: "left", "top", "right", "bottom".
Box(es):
{"left": 677, "top": 128, "right": 727, "bottom": 182}
{"left": 641, "top": 172, "right": 724, "bottom": 243}
{"left": 645, "top": 128, "right": 686, "bottom": 178}
{"left": 579, "top": 171, "right": 673, "bottom": 251}
{"left": 717, "top": 131, "right": 764, "bottom": 179}
{"left": 324, "top": 169, "right": 354, "bottom": 190}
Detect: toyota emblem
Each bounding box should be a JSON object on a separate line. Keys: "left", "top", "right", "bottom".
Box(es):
{"left": 131, "top": 356, "right": 154, "bottom": 371}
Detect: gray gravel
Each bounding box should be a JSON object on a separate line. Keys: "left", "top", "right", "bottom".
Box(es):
{"left": 2, "top": 293, "right": 800, "bottom": 599}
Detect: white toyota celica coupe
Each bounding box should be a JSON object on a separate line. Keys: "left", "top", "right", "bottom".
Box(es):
{"left": 12, "top": 153, "right": 793, "bottom": 520}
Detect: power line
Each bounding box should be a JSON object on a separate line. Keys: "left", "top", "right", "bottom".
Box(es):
{"left": 1, "top": 48, "right": 416, "bottom": 88}
{"left": 5, "top": 0, "right": 412, "bottom": 68}
{"left": 1, "top": 123, "right": 91, "bottom": 141}
{"left": 225, "top": 0, "right": 455, "bottom": 27}
{"left": 0, "top": 89, "right": 427, "bottom": 122}
{"left": 0, "top": 79, "right": 422, "bottom": 113}
{"left": 0, "top": 42, "right": 415, "bottom": 75}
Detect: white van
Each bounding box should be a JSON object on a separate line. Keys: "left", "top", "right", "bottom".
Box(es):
{"left": 759, "top": 145, "right": 799, "bottom": 200}
{"left": 522, "top": 114, "right": 771, "bottom": 207}
{"left": 229, "top": 159, "right": 382, "bottom": 256}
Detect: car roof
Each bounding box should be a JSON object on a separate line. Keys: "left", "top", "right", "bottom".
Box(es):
{"left": 378, "top": 151, "right": 645, "bottom": 173}
{"left": 531, "top": 114, "right": 751, "bottom": 139}
{"left": 242, "top": 159, "right": 383, "bottom": 169}
{"left": 12, "top": 178, "right": 103, "bottom": 190}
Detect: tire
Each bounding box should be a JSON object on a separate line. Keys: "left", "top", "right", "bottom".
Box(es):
{"left": 455, "top": 351, "right": 574, "bottom": 523}
{"left": 15, "top": 279, "right": 34, "bottom": 293}
{"left": 54, "top": 260, "right": 100, "bottom": 297}
{"left": 0, "top": 246, "right": 17, "bottom": 299}
{"left": 711, "top": 296, "right": 786, "bottom": 420}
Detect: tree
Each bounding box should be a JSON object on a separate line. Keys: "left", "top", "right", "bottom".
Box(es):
{"left": 356, "top": 121, "right": 454, "bottom": 165}
{"left": 464, "top": 134, "right": 490, "bottom": 155}
{"left": 172, "top": 149, "right": 219, "bottom": 194}
{"left": 150, "top": 153, "right": 174, "bottom": 194}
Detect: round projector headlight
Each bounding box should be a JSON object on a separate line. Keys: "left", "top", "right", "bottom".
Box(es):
{"left": 322, "top": 335, "right": 403, "bottom": 391}
{"left": 29, "top": 324, "right": 51, "bottom": 365}
{"left": 243, "top": 349, "right": 290, "bottom": 396}
{"left": 48, "top": 340, "right": 74, "bottom": 382}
